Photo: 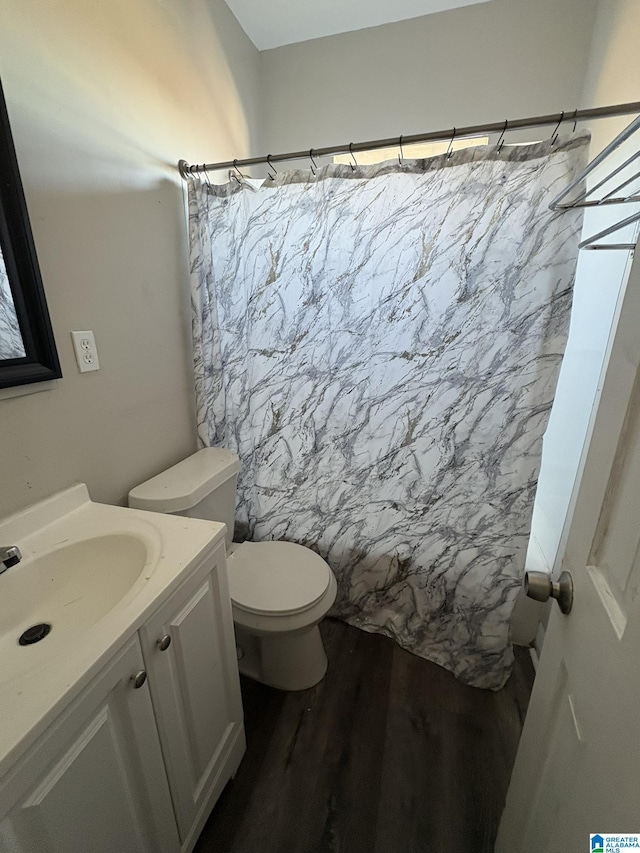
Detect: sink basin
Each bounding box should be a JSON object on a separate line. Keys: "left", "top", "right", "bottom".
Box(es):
{"left": 0, "top": 533, "right": 152, "bottom": 684}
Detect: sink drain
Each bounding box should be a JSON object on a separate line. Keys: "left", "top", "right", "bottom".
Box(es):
{"left": 19, "top": 623, "right": 52, "bottom": 646}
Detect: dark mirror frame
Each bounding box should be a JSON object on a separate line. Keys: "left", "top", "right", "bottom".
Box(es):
{"left": 0, "top": 79, "right": 61, "bottom": 389}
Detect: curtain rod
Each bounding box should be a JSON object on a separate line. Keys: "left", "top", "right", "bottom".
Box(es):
{"left": 178, "top": 101, "right": 640, "bottom": 178}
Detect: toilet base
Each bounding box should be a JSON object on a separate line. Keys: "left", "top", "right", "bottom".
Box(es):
{"left": 234, "top": 623, "right": 328, "bottom": 691}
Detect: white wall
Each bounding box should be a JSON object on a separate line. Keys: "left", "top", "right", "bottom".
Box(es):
{"left": 259, "top": 0, "right": 598, "bottom": 162}
{"left": 532, "top": 0, "right": 640, "bottom": 573}
{"left": 0, "top": 0, "right": 260, "bottom": 518}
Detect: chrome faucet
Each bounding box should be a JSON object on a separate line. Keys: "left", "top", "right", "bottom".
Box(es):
{"left": 0, "top": 546, "right": 22, "bottom": 573}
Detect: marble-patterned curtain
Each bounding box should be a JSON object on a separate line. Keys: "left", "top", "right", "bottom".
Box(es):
{"left": 188, "top": 136, "right": 588, "bottom": 689}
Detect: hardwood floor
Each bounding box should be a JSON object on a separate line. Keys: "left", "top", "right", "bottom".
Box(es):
{"left": 195, "top": 618, "right": 535, "bottom": 853}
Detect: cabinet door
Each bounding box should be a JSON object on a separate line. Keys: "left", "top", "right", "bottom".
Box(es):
{"left": 140, "top": 546, "right": 245, "bottom": 844}
{"left": 0, "top": 636, "right": 179, "bottom": 853}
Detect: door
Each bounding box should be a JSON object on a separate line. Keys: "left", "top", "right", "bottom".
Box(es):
{"left": 140, "top": 545, "right": 245, "bottom": 844}
{"left": 0, "top": 636, "right": 179, "bottom": 853}
{"left": 496, "top": 249, "right": 640, "bottom": 853}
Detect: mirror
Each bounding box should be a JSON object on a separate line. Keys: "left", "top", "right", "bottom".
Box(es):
{"left": 0, "top": 78, "right": 61, "bottom": 389}
{"left": 0, "top": 245, "right": 25, "bottom": 359}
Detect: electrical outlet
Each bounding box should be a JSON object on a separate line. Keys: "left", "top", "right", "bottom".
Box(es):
{"left": 71, "top": 330, "right": 100, "bottom": 373}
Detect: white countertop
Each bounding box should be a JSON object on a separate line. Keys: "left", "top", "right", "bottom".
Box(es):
{"left": 0, "top": 484, "right": 226, "bottom": 778}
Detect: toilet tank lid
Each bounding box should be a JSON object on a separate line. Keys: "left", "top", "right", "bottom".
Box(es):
{"left": 128, "top": 448, "right": 240, "bottom": 514}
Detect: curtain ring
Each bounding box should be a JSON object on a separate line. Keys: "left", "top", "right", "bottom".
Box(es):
{"left": 228, "top": 169, "right": 241, "bottom": 186}
{"left": 266, "top": 154, "right": 277, "bottom": 180}
{"left": 571, "top": 108, "right": 578, "bottom": 134}
{"left": 550, "top": 111, "right": 565, "bottom": 145}
{"left": 497, "top": 119, "right": 508, "bottom": 153}
{"left": 202, "top": 165, "right": 212, "bottom": 189}
{"left": 309, "top": 148, "right": 318, "bottom": 176}
{"left": 398, "top": 135, "right": 404, "bottom": 166}
{"left": 349, "top": 143, "right": 357, "bottom": 171}
{"left": 446, "top": 127, "right": 456, "bottom": 160}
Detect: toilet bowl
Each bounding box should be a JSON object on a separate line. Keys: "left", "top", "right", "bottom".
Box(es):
{"left": 228, "top": 541, "right": 337, "bottom": 690}
{"left": 129, "top": 448, "right": 337, "bottom": 691}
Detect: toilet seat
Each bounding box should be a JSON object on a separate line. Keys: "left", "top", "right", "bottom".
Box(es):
{"left": 228, "top": 541, "right": 332, "bottom": 616}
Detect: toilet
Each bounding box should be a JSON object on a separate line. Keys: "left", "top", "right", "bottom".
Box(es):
{"left": 128, "top": 447, "right": 337, "bottom": 691}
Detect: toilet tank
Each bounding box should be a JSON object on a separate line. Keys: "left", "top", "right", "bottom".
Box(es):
{"left": 128, "top": 447, "right": 241, "bottom": 548}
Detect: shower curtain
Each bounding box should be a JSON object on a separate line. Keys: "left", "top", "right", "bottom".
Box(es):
{"left": 188, "top": 136, "right": 588, "bottom": 689}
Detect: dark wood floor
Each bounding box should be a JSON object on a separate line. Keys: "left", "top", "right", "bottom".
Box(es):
{"left": 195, "top": 618, "right": 534, "bottom": 853}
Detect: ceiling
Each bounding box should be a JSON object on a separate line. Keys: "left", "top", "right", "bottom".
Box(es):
{"left": 224, "top": 0, "right": 493, "bottom": 51}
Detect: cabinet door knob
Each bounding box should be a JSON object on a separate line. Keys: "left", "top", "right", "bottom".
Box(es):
{"left": 132, "top": 670, "right": 147, "bottom": 689}
{"left": 157, "top": 634, "right": 172, "bottom": 651}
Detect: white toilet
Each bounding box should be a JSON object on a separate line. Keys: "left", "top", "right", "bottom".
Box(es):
{"left": 128, "top": 447, "right": 337, "bottom": 691}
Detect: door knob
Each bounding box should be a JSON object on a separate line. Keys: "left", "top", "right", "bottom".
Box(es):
{"left": 524, "top": 570, "right": 573, "bottom": 615}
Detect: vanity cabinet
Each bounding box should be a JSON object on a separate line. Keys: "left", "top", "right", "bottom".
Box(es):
{"left": 139, "top": 543, "right": 245, "bottom": 846}
{"left": 0, "top": 636, "right": 180, "bottom": 853}
{"left": 0, "top": 543, "right": 244, "bottom": 853}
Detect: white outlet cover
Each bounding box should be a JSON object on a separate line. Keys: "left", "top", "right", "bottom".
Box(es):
{"left": 71, "top": 330, "right": 100, "bottom": 373}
